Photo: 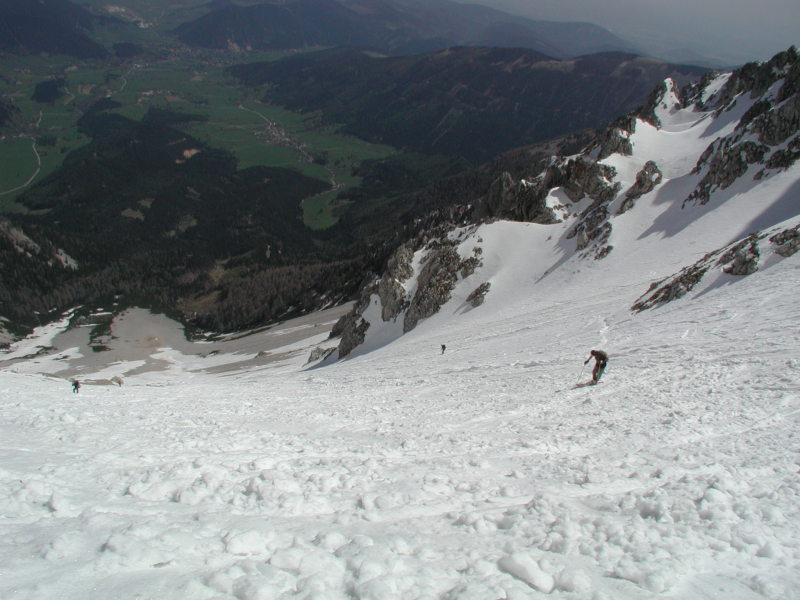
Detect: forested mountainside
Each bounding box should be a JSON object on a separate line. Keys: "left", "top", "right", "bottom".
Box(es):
{"left": 0, "top": 41, "right": 707, "bottom": 339}
{"left": 175, "top": 0, "right": 633, "bottom": 58}
{"left": 0, "top": 0, "right": 110, "bottom": 58}
{"left": 229, "top": 47, "right": 707, "bottom": 163}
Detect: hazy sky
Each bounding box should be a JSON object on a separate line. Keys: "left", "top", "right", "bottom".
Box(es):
{"left": 462, "top": 0, "right": 799, "bottom": 64}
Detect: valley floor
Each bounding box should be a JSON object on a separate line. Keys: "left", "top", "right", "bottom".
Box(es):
{"left": 1, "top": 250, "right": 799, "bottom": 599}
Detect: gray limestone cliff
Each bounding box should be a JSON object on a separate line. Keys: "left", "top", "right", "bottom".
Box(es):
{"left": 619, "top": 161, "right": 662, "bottom": 214}
{"left": 474, "top": 171, "right": 560, "bottom": 224}
{"left": 632, "top": 222, "right": 798, "bottom": 311}
{"left": 685, "top": 47, "right": 800, "bottom": 207}
{"left": 332, "top": 230, "right": 485, "bottom": 358}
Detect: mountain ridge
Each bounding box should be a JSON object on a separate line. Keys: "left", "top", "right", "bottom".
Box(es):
{"left": 0, "top": 0, "right": 111, "bottom": 58}
{"left": 328, "top": 46, "right": 800, "bottom": 359}
{"left": 175, "top": 0, "right": 635, "bottom": 58}
{"left": 229, "top": 46, "right": 707, "bottom": 163}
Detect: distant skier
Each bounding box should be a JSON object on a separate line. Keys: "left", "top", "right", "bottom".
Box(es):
{"left": 71, "top": 379, "right": 80, "bottom": 393}
{"left": 441, "top": 344, "right": 446, "bottom": 354}
{"left": 584, "top": 350, "right": 608, "bottom": 384}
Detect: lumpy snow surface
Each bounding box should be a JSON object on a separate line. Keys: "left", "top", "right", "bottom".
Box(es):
{"left": 1, "top": 244, "right": 798, "bottom": 599}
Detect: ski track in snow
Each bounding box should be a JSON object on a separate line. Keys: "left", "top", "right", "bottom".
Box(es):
{"left": 1, "top": 255, "right": 799, "bottom": 600}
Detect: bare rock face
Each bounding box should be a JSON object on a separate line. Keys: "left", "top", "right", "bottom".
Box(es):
{"left": 720, "top": 239, "right": 760, "bottom": 275}
{"left": 378, "top": 244, "right": 415, "bottom": 322}
{"left": 332, "top": 284, "right": 376, "bottom": 358}
{"left": 333, "top": 232, "right": 487, "bottom": 356}
{"left": 597, "top": 115, "right": 636, "bottom": 160}
{"left": 478, "top": 171, "right": 559, "bottom": 224}
{"left": 334, "top": 242, "right": 417, "bottom": 357}
{"left": 466, "top": 282, "right": 491, "bottom": 307}
{"left": 562, "top": 157, "right": 620, "bottom": 205}
{"left": 686, "top": 140, "right": 770, "bottom": 206}
{"left": 562, "top": 157, "right": 620, "bottom": 258}
{"left": 619, "top": 161, "right": 662, "bottom": 214}
{"left": 770, "top": 224, "right": 800, "bottom": 257}
{"left": 307, "top": 346, "right": 336, "bottom": 363}
{"left": 632, "top": 233, "right": 769, "bottom": 311}
{"left": 685, "top": 47, "right": 800, "bottom": 207}
{"left": 403, "top": 242, "right": 461, "bottom": 332}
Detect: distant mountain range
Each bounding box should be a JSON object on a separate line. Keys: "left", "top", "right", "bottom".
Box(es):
{"left": 175, "top": 0, "right": 635, "bottom": 58}
{"left": 229, "top": 47, "right": 707, "bottom": 163}
{"left": 0, "top": 0, "right": 110, "bottom": 58}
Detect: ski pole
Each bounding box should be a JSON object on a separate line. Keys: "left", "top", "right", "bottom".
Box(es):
{"left": 577, "top": 363, "right": 586, "bottom": 384}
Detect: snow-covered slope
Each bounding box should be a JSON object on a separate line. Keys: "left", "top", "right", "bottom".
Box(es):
{"left": 1, "top": 234, "right": 798, "bottom": 599}
{"left": 1, "top": 50, "right": 799, "bottom": 600}
{"left": 335, "top": 47, "right": 799, "bottom": 359}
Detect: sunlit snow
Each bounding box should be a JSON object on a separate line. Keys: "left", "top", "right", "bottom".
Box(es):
{"left": 1, "top": 74, "right": 799, "bottom": 599}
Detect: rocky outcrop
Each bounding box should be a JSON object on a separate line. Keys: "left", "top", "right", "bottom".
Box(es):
{"left": 331, "top": 242, "right": 418, "bottom": 357}
{"left": 637, "top": 80, "right": 678, "bottom": 128}
{"left": 596, "top": 115, "right": 636, "bottom": 160}
{"left": 685, "top": 141, "right": 770, "bottom": 206}
{"left": 561, "top": 157, "right": 620, "bottom": 205}
{"left": 770, "top": 224, "right": 800, "bottom": 257}
{"left": 331, "top": 288, "right": 375, "bottom": 358}
{"left": 760, "top": 136, "right": 800, "bottom": 174}
{"left": 332, "top": 231, "right": 486, "bottom": 357}
{"left": 466, "top": 282, "right": 491, "bottom": 307}
{"left": 685, "top": 47, "right": 799, "bottom": 207}
{"left": 720, "top": 239, "right": 760, "bottom": 275}
{"left": 619, "top": 161, "right": 662, "bottom": 214}
{"left": 403, "top": 242, "right": 462, "bottom": 332}
{"left": 562, "top": 158, "right": 620, "bottom": 257}
{"left": 307, "top": 346, "right": 336, "bottom": 363}
{"left": 400, "top": 239, "right": 485, "bottom": 332}
{"left": 476, "top": 171, "right": 559, "bottom": 224}
{"left": 377, "top": 245, "right": 415, "bottom": 322}
{"left": 706, "top": 47, "right": 799, "bottom": 113}
{"left": 630, "top": 224, "right": 800, "bottom": 311}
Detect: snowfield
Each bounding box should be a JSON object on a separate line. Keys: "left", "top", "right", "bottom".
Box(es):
{"left": 1, "top": 222, "right": 798, "bottom": 599}
{"left": 2, "top": 68, "right": 800, "bottom": 598}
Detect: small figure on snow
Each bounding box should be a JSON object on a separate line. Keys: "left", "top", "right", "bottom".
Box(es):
{"left": 71, "top": 379, "right": 80, "bottom": 393}
{"left": 584, "top": 350, "right": 608, "bottom": 384}
{"left": 441, "top": 344, "right": 446, "bottom": 354}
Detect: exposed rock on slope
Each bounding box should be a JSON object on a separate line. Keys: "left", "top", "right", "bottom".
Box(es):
{"left": 333, "top": 226, "right": 485, "bottom": 357}
{"left": 476, "top": 171, "right": 559, "bottom": 223}
{"left": 632, "top": 222, "right": 798, "bottom": 311}
{"left": 619, "top": 161, "right": 662, "bottom": 214}
{"left": 328, "top": 47, "right": 800, "bottom": 359}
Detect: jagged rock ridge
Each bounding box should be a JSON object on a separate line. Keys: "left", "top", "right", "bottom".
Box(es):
{"left": 632, "top": 222, "right": 799, "bottom": 311}
{"left": 326, "top": 47, "right": 800, "bottom": 360}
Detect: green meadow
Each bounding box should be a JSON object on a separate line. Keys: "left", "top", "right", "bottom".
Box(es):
{"left": 1, "top": 51, "right": 397, "bottom": 227}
